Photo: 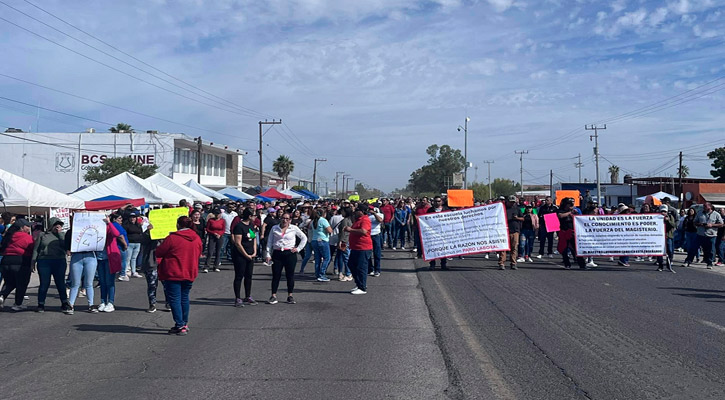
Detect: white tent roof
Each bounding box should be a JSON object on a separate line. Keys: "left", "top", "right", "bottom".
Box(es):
{"left": 71, "top": 173, "right": 186, "bottom": 204}
{"left": 217, "top": 187, "right": 254, "bottom": 201}
{"left": 183, "top": 180, "right": 227, "bottom": 200}
{"left": 146, "top": 173, "right": 213, "bottom": 203}
{"left": 280, "top": 188, "right": 303, "bottom": 199}
{"left": 636, "top": 191, "right": 679, "bottom": 201}
{"left": 0, "top": 168, "right": 86, "bottom": 212}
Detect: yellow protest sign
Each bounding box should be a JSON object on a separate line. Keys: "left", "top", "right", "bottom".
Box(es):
{"left": 348, "top": 194, "right": 360, "bottom": 201}
{"left": 148, "top": 208, "right": 190, "bottom": 240}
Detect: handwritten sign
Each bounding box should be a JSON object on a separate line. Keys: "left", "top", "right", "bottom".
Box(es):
{"left": 418, "top": 203, "right": 509, "bottom": 261}
{"left": 543, "top": 213, "right": 560, "bottom": 233}
{"left": 148, "top": 208, "right": 189, "bottom": 240}
{"left": 50, "top": 208, "right": 71, "bottom": 232}
{"left": 574, "top": 214, "right": 665, "bottom": 256}
{"left": 70, "top": 212, "right": 107, "bottom": 252}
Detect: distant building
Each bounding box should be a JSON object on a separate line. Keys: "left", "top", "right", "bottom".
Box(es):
{"left": 0, "top": 131, "right": 243, "bottom": 193}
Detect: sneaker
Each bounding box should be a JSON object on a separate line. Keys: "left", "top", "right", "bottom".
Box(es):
{"left": 268, "top": 296, "right": 278, "bottom": 305}
{"left": 392, "top": 247, "right": 396, "bottom": 250}
{"left": 36, "top": 304, "right": 45, "bottom": 313}
{"left": 262, "top": 262, "right": 270, "bottom": 267}
{"left": 88, "top": 306, "right": 99, "bottom": 313}
{"left": 103, "top": 303, "right": 115, "bottom": 312}
{"left": 214, "top": 268, "right": 221, "bottom": 272}
{"left": 526, "top": 257, "right": 533, "bottom": 263}
{"left": 344, "top": 275, "right": 353, "bottom": 281}
{"left": 168, "top": 326, "right": 185, "bottom": 335}
{"left": 333, "top": 269, "right": 338, "bottom": 275}
{"left": 499, "top": 265, "right": 505, "bottom": 270}
{"left": 178, "top": 326, "right": 188, "bottom": 336}
{"left": 117, "top": 275, "right": 129, "bottom": 282}
{"left": 351, "top": 288, "right": 367, "bottom": 295}
{"left": 586, "top": 261, "right": 597, "bottom": 268}
{"left": 635, "top": 257, "right": 643, "bottom": 262}
{"left": 286, "top": 296, "right": 296, "bottom": 304}
{"left": 350, "top": 287, "right": 359, "bottom": 292}
{"left": 368, "top": 271, "right": 375, "bottom": 276}
{"left": 63, "top": 305, "right": 74, "bottom": 315}
{"left": 707, "top": 264, "right": 713, "bottom": 269}
{"left": 243, "top": 297, "right": 258, "bottom": 305}
{"left": 413, "top": 248, "right": 417, "bottom": 252}
{"left": 554, "top": 251, "right": 559, "bottom": 255}
{"left": 202, "top": 268, "right": 209, "bottom": 273}
{"left": 317, "top": 277, "right": 330, "bottom": 282}
{"left": 608, "top": 257, "right": 615, "bottom": 262}
{"left": 536, "top": 255, "right": 542, "bottom": 259}
{"left": 79, "top": 288, "right": 86, "bottom": 298}
{"left": 715, "top": 262, "right": 723, "bottom": 267}
{"left": 681, "top": 263, "right": 690, "bottom": 267}
{"left": 235, "top": 298, "right": 244, "bottom": 308}
{"left": 548, "top": 254, "right": 554, "bottom": 259}
{"left": 657, "top": 268, "right": 663, "bottom": 272}
{"left": 0, "top": 295, "right": 4, "bottom": 310}
{"left": 165, "top": 303, "right": 171, "bottom": 311}
{"left": 338, "top": 273, "right": 345, "bottom": 281}
{"left": 401, "top": 247, "right": 406, "bottom": 250}
{"left": 485, "top": 254, "right": 489, "bottom": 259}
{"left": 617, "top": 261, "right": 630, "bottom": 267}
{"left": 374, "top": 272, "right": 381, "bottom": 277}
{"left": 147, "top": 305, "right": 157, "bottom": 313}
{"left": 131, "top": 272, "right": 143, "bottom": 278}
{"left": 511, "top": 264, "right": 518, "bottom": 270}
{"left": 98, "top": 303, "right": 107, "bottom": 312}
{"left": 11, "top": 304, "right": 27, "bottom": 311}
{"left": 516, "top": 257, "right": 525, "bottom": 263}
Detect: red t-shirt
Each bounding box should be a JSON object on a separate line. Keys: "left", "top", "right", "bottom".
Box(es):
{"left": 349, "top": 216, "right": 373, "bottom": 251}
{"left": 380, "top": 204, "right": 395, "bottom": 223}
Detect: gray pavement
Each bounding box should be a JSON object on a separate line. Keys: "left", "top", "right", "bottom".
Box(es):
{"left": 2, "top": 250, "right": 725, "bottom": 399}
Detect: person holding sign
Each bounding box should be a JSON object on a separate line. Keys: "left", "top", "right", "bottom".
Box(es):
{"left": 427, "top": 196, "right": 449, "bottom": 271}
{"left": 156, "top": 216, "right": 203, "bottom": 336}
{"left": 499, "top": 195, "right": 524, "bottom": 270}
{"left": 557, "top": 198, "right": 587, "bottom": 270}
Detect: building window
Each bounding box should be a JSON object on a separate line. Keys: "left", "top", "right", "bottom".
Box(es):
{"left": 174, "top": 148, "right": 180, "bottom": 173}
{"left": 190, "top": 151, "right": 197, "bottom": 174}
{"left": 206, "top": 154, "right": 213, "bottom": 176}
{"left": 220, "top": 155, "right": 226, "bottom": 178}
{"left": 213, "top": 155, "right": 220, "bottom": 176}
{"left": 182, "top": 150, "right": 190, "bottom": 173}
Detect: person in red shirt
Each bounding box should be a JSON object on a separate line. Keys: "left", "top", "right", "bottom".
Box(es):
{"left": 0, "top": 219, "right": 34, "bottom": 310}
{"left": 204, "top": 208, "right": 225, "bottom": 272}
{"left": 345, "top": 203, "right": 373, "bottom": 295}
{"left": 379, "top": 198, "right": 395, "bottom": 249}
{"left": 157, "top": 216, "right": 203, "bottom": 335}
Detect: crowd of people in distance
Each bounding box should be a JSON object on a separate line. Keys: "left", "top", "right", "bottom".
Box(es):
{"left": 0, "top": 193, "right": 723, "bottom": 336}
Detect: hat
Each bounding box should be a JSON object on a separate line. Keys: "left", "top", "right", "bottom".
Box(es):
{"left": 256, "top": 204, "right": 264, "bottom": 209}
{"left": 194, "top": 203, "right": 203, "bottom": 209}
{"left": 498, "top": 196, "right": 506, "bottom": 201}
{"left": 659, "top": 205, "right": 669, "bottom": 212}
{"left": 13, "top": 218, "right": 31, "bottom": 228}
{"left": 507, "top": 195, "right": 517, "bottom": 202}
{"left": 211, "top": 208, "right": 221, "bottom": 215}
{"left": 128, "top": 211, "right": 138, "bottom": 216}
{"left": 49, "top": 217, "right": 64, "bottom": 227}
{"left": 267, "top": 207, "right": 276, "bottom": 213}
{"left": 617, "top": 204, "right": 629, "bottom": 213}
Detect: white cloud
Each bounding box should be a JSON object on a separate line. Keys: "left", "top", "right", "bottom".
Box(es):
{"left": 529, "top": 70, "right": 548, "bottom": 79}
{"left": 487, "top": 0, "right": 514, "bottom": 12}
{"left": 693, "top": 24, "right": 719, "bottom": 38}
{"left": 648, "top": 8, "right": 669, "bottom": 26}
{"left": 611, "top": 0, "right": 627, "bottom": 13}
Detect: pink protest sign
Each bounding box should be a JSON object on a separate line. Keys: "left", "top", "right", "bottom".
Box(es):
{"left": 544, "top": 213, "right": 560, "bottom": 233}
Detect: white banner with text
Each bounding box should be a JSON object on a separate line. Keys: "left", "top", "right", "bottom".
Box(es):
{"left": 418, "top": 203, "right": 510, "bottom": 261}
{"left": 574, "top": 214, "right": 665, "bottom": 257}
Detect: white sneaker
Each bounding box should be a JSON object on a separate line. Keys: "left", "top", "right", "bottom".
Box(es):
{"left": 344, "top": 275, "right": 353, "bottom": 281}
{"left": 392, "top": 247, "right": 396, "bottom": 250}
{"left": 516, "top": 257, "right": 525, "bottom": 263}
{"left": 554, "top": 251, "right": 559, "bottom": 255}
{"left": 368, "top": 272, "right": 375, "bottom": 276}
{"left": 586, "top": 261, "right": 597, "bottom": 268}
{"left": 548, "top": 254, "right": 554, "bottom": 258}
{"left": 11, "top": 304, "right": 27, "bottom": 311}
{"left": 536, "top": 255, "right": 542, "bottom": 259}
{"left": 0, "top": 295, "right": 4, "bottom": 309}
{"left": 104, "top": 303, "right": 115, "bottom": 312}
{"left": 526, "top": 257, "right": 533, "bottom": 263}
{"left": 117, "top": 275, "right": 129, "bottom": 282}
{"left": 401, "top": 247, "right": 406, "bottom": 250}
{"left": 131, "top": 272, "right": 143, "bottom": 278}
{"left": 485, "top": 254, "right": 489, "bottom": 259}
{"left": 350, "top": 287, "right": 359, "bottom": 292}
{"left": 608, "top": 257, "right": 615, "bottom": 262}
{"left": 351, "top": 288, "right": 367, "bottom": 295}
{"left": 98, "top": 303, "right": 107, "bottom": 312}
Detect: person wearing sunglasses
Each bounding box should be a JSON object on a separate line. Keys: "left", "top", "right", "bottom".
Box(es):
{"left": 426, "top": 196, "right": 449, "bottom": 270}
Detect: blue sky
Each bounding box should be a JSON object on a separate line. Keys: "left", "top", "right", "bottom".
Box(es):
{"left": 1, "top": 0, "right": 724, "bottom": 191}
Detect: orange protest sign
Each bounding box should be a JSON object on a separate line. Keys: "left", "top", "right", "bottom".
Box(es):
{"left": 447, "top": 190, "right": 474, "bottom": 207}
{"left": 555, "top": 190, "right": 580, "bottom": 207}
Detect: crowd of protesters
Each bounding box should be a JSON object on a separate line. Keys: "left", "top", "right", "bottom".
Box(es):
{"left": 0, "top": 192, "right": 723, "bottom": 336}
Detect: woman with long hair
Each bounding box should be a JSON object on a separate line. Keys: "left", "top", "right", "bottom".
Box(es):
{"left": 0, "top": 219, "right": 34, "bottom": 311}
{"left": 32, "top": 218, "right": 70, "bottom": 313}
{"left": 95, "top": 215, "right": 124, "bottom": 313}
{"left": 232, "top": 208, "right": 257, "bottom": 307}
{"left": 310, "top": 208, "right": 333, "bottom": 282}
{"left": 682, "top": 208, "right": 701, "bottom": 267}
{"left": 157, "top": 216, "right": 203, "bottom": 335}
{"left": 334, "top": 207, "right": 353, "bottom": 281}
{"left": 122, "top": 212, "right": 144, "bottom": 279}
{"left": 204, "top": 208, "right": 224, "bottom": 273}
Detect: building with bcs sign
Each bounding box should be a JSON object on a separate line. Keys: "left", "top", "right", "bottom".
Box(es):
{"left": 0, "top": 130, "right": 245, "bottom": 194}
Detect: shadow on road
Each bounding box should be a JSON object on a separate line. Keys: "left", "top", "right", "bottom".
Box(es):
{"left": 658, "top": 287, "right": 725, "bottom": 300}
{"left": 74, "top": 324, "right": 168, "bottom": 335}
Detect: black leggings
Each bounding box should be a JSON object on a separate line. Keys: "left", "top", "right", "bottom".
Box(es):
{"left": 271, "top": 250, "right": 296, "bottom": 295}
{"left": 232, "top": 253, "right": 254, "bottom": 299}
{"left": 0, "top": 256, "right": 32, "bottom": 306}
{"left": 206, "top": 236, "right": 222, "bottom": 267}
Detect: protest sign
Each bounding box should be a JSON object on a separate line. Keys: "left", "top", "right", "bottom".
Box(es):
{"left": 555, "top": 190, "right": 580, "bottom": 207}
{"left": 447, "top": 190, "right": 474, "bottom": 207}
{"left": 148, "top": 208, "right": 189, "bottom": 240}
{"left": 574, "top": 214, "right": 665, "bottom": 257}
{"left": 50, "top": 208, "right": 71, "bottom": 232}
{"left": 70, "top": 212, "right": 107, "bottom": 252}
{"left": 543, "top": 213, "right": 560, "bottom": 232}
{"left": 418, "top": 203, "right": 509, "bottom": 261}
{"left": 348, "top": 194, "right": 360, "bottom": 201}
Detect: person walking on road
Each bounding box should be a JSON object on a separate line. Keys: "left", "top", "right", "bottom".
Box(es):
{"left": 519, "top": 205, "right": 538, "bottom": 263}
{"left": 427, "top": 196, "right": 449, "bottom": 270}
{"left": 500, "top": 195, "right": 524, "bottom": 270}
{"left": 32, "top": 218, "right": 70, "bottom": 313}
{"left": 122, "top": 213, "right": 144, "bottom": 278}
{"left": 346, "top": 203, "right": 373, "bottom": 295}
{"left": 537, "top": 196, "right": 558, "bottom": 259}
{"left": 656, "top": 205, "right": 677, "bottom": 273}
{"left": 310, "top": 208, "right": 333, "bottom": 282}
{"left": 140, "top": 225, "right": 161, "bottom": 313}
{"left": 156, "top": 216, "right": 203, "bottom": 335}
{"left": 265, "top": 213, "right": 307, "bottom": 305}
{"left": 380, "top": 199, "right": 395, "bottom": 249}
{"left": 97, "top": 215, "right": 124, "bottom": 313}
{"left": 0, "top": 219, "right": 34, "bottom": 311}
{"left": 204, "top": 209, "right": 224, "bottom": 273}
{"left": 232, "top": 208, "right": 257, "bottom": 307}
{"left": 368, "top": 205, "right": 384, "bottom": 277}
{"left": 557, "top": 198, "right": 587, "bottom": 270}
{"left": 695, "top": 202, "right": 723, "bottom": 269}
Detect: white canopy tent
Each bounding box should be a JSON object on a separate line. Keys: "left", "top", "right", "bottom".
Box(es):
{"left": 71, "top": 172, "right": 186, "bottom": 204}
{"left": 217, "top": 187, "right": 254, "bottom": 201}
{"left": 0, "top": 168, "right": 85, "bottom": 213}
{"left": 280, "top": 188, "right": 304, "bottom": 199}
{"left": 636, "top": 191, "right": 679, "bottom": 202}
{"left": 183, "top": 180, "right": 227, "bottom": 200}
{"left": 145, "top": 173, "right": 213, "bottom": 203}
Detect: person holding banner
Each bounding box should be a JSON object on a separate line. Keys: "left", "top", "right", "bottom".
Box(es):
{"left": 656, "top": 205, "right": 677, "bottom": 273}
{"left": 557, "top": 198, "right": 587, "bottom": 270}
{"left": 427, "top": 196, "right": 449, "bottom": 271}
{"left": 97, "top": 216, "right": 124, "bottom": 313}
{"left": 499, "top": 195, "right": 524, "bottom": 270}
{"left": 537, "top": 196, "right": 558, "bottom": 259}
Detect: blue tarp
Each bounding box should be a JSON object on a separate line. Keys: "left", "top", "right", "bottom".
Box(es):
{"left": 91, "top": 195, "right": 128, "bottom": 201}
{"left": 292, "top": 189, "right": 319, "bottom": 200}
{"left": 255, "top": 195, "right": 274, "bottom": 202}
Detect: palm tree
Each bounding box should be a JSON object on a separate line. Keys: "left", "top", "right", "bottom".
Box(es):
{"left": 109, "top": 123, "right": 134, "bottom": 133}
{"left": 677, "top": 164, "right": 690, "bottom": 178}
{"left": 272, "top": 155, "right": 294, "bottom": 189}
{"left": 608, "top": 165, "right": 620, "bottom": 184}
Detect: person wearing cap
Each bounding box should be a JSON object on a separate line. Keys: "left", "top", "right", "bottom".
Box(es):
{"left": 556, "top": 198, "right": 587, "bottom": 270}
{"left": 204, "top": 209, "right": 225, "bottom": 272}
{"left": 0, "top": 219, "right": 34, "bottom": 311}
{"left": 519, "top": 204, "right": 538, "bottom": 263}
{"left": 426, "top": 196, "right": 449, "bottom": 270}
{"left": 656, "top": 205, "right": 677, "bottom": 273}
{"left": 31, "top": 218, "right": 71, "bottom": 313}
{"left": 499, "top": 195, "right": 524, "bottom": 270}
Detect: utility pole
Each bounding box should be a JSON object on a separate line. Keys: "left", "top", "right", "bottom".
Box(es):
{"left": 312, "top": 158, "right": 327, "bottom": 196}
{"left": 483, "top": 160, "right": 494, "bottom": 199}
{"left": 585, "top": 124, "right": 606, "bottom": 204}
{"left": 678, "top": 151, "right": 683, "bottom": 209}
{"left": 575, "top": 153, "right": 583, "bottom": 184}
{"left": 515, "top": 150, "right": 528, "bottom": 198}
{"left": 345, "top": 177, "right": 353, "bottom": 198}
{"left": 335, "top": 171, "right": 345, "bottom": 199}
{"left": 458, "top": 117, "right": 470, "bottom": 189}
{"left": 258, "top": 119, "right": 281, "bottom": 188}
{"left": 196, "top": 136, "right": 202, "bottom": 184}
{"left": 550, "top": 170, "right": 553, "bottom": 198}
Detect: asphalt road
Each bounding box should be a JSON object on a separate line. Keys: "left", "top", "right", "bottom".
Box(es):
{"left": 2, "top": 250, "right": 725, "bottom": 399}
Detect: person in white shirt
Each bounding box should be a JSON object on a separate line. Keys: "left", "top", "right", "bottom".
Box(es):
{"left": 265, "top": 213, "right": 307, "bottom": 305}
{"left": 368, "top": 206, "right": 384, "bottom": 276}
{"left": 220, "top": 206, "right": 238, "bottom": 262}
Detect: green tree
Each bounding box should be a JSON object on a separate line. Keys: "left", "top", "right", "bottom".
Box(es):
{"left": 676, "top": 164, "right": 690, "bottom": 178}
{"left": 469, "top": 182, "right": 491, "bottom": 201}
{"left": 272, "top": 155, "right": 295, "bottom": 189}
{"left": 354, "top": 183, "right": 384, "bottom": 200}
{"left": 708, "top": 147, "right": 725, "bottom": 182}
{"left": 109, "top": 123, "right": 134, "bottom": 133}
{"left": 84, "top": 156, "right": 158, "bottom": 184}
{"left": 490, "top": 178, "right": 521, "bottom": 198}
{"left": 407, "top": 144, "right": 466, "bottom": 194}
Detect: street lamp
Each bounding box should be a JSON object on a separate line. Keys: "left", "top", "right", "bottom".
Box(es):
{"left": 457, "top": 117, "right": 470, "bottom": 190}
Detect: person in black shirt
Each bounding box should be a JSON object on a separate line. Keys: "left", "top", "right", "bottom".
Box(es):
{"left": 232, "top": 208, "right": 257, "bottom": 307}
{"left": 427, "top": 196, "right": 449, "bottom": 271}
{"left": 499, "top": 195, "right": 524, "bottom": 270}
{"left": 537, "top": 196, "right": 558, "bottom": 258}
{"left": 557, "top": 198, "right": 586, "bottom": 269}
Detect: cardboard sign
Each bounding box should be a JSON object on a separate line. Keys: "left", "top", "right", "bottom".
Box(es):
{"left": 348, "top": 194, "right": 360, "bottom": 201}
{"left": 556, "top": 190, "right": 580, "bottom": 207}
{"left": 70, "top": 212, "right": 107, "bottom": 252}
{"left": 574, "top": 214, "right": 665, "bottom": 257}
{"left": 543, "top": 213, "right": 560, "bottom": 233}
{"left": 418, "top": 203, "right": 509, "bottom": 261}
{"left": 447, "top": 190, "right": 474, "bottom": 208}
{"left": 148, "top": 208, "right": 189, "bottom": 240}
{"left": 50, "top": 208, "right": 71, "bottom": 232}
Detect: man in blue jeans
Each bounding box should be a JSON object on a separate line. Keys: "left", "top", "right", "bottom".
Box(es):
{"left": 695, "top": 202, "right": 724, "bottom": 269}
{"left": 367, "top": 206, "right": 384, "bottom": 276}
{"left": 380, "top": 199, "right": 395, "bottom": 249}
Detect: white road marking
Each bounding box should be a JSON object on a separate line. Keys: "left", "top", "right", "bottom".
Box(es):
{"left": 699, "top": 320, "right": 725, "bottom": 333}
